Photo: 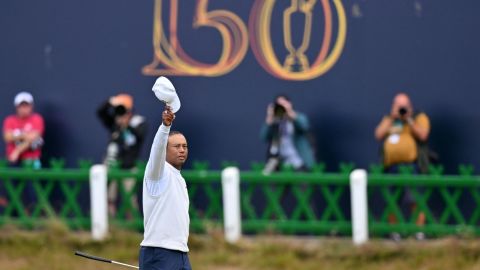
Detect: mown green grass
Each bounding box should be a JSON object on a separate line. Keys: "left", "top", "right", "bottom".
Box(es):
{"left": 1, "top": 221, "right": 480, "bottom": 270}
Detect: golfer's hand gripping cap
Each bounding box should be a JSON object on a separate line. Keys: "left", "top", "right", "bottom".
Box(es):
{"left": 152, "top": 76, "right": 181, "bottom": 113}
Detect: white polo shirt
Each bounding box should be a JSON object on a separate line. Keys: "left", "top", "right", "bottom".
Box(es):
{"left": 140, "top": 124, "right": 190, "bottom": 252}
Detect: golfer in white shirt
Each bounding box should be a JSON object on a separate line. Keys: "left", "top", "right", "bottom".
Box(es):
{"left": 139, "top": 105, "right": 191, "bottom": 270}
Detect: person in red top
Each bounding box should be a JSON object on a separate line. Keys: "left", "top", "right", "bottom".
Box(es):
{"left": 3, "top": 92, "right": 44, "bottom": 167}
{"left": 1, "top": 92, "right": 44, "bottom": 212}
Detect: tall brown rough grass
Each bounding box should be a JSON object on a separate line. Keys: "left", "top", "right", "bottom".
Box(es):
{"left": 0, "top": 222, "right": 479, "bottom": 270}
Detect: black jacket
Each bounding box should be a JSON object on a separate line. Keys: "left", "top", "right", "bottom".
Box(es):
{"left": 97, "top": 101, "right": 147, "bottom": 169}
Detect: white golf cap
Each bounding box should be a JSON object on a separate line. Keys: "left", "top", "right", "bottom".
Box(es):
{"left": 152, "top": 76, "right": 181, "bottom": 113}
{"left": 14, "top": 91, "right": 34, "bottom": 106}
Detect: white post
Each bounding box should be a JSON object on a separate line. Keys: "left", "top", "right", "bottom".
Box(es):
{"left": 221, "top": 167, "right": 241, "bottom": 243}
{"left": 350, "top": 169, "right": 369, "bottom": 245}
{"left": 89, "top": 164, "right": 108, "bottom": 240}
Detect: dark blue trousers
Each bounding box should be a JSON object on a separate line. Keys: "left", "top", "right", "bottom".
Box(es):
{"left": 139, "top": 246, "right": 192, "bottom": 270}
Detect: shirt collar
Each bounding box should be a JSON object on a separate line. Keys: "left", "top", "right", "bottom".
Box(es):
{"left": 166, "top": 161, "right": 181, "bottom": 174}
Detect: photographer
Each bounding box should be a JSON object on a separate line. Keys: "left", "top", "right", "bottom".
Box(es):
{"left": 374, "top": 92, "right": 431, "bottom": 240}
{"left": 375, "top": 93, "right": 430, "bottom": 172}
{"left": 97, "top": 94, "right": 147, "bottom": 217}
{"left": 260, "top": 95, "right": 316, "bottom": 174}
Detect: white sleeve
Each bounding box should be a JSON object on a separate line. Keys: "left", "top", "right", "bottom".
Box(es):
{"left": 144, "top": 123, "right": 170, "bottom": 183}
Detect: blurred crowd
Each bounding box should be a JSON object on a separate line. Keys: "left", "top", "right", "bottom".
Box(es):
{"left": 0, "top": 90, "right": 437, "bottom": 237}
{"left": 1, "top": 91, "right": 436, "bottom": 176}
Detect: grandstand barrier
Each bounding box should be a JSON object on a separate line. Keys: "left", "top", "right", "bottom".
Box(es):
{"left": 0, "top": 159, "right": 479, "bottom": 243}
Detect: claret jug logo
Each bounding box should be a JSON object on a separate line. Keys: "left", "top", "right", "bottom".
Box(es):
{"left": 142, "top": 0, "right": 347, "bottom": 81}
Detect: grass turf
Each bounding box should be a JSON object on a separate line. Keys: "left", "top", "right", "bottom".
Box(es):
{"left": 0, "top": 221, "right": 479, "bottom": 270}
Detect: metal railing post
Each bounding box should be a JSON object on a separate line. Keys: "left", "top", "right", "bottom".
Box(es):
{"left": 89, "top": 164, "right": 108, "bottom": 240}
{"left": 350, "top": 169, "right": 368, "bottom": 245}
{"left": 221, "top": 167, "right": 242, "bottom": 243}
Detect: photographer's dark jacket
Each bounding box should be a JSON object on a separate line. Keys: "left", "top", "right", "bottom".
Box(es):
{"left": 97, "top": 101, "right": 147, "bottom": 169}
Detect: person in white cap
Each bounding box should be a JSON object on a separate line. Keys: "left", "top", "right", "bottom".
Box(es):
{"left": 2, "top": 91, "right": 44, "bottom": 212}
{"left": 2, "top": 92, "right": 44, "bottom": 166}
{"left": 139, "top": 77, "right": 191, "bottom": 269}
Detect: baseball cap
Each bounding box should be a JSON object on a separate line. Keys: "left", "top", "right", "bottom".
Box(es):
{"left": 14, "top": 92, "right": 34, "bottom": 106}
{"left": 152, "top": 76, "right": 181, "bottom": 113}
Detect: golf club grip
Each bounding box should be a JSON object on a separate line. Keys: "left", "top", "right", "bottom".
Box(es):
{"left": 75, "top": 251, "right": 112, "bottom": 263}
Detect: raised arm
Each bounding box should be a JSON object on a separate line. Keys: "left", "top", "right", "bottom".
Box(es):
{"left": 375, "top": 116, "right": 393, "bottom": 141}
{"left": 96, "top": 100, "right": 116, "bottom": 131}
{"left": 144, "top": 106, "right": 175, "bottom": 181}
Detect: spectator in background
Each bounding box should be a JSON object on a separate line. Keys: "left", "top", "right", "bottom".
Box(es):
{"left": 97, "top": 94, "right": 147, "bottom": 217}
{"left": 261, "top": 95, "right": 316, "bottom": 174}
{"left": 3, "top": 92, "right": 44, "bottom": 166}
{"left": 2, "top": 91, "right": 44, "bottom": 211}
{"left": 375, "top": 92, "right": 431, "bottom": 240}
{"left": 375, "top": 93, "right": 431, "bottom": 173}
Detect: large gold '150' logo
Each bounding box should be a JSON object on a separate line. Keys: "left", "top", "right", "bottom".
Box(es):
{"left": 142, "top": 0, "right": 347, "bottom": 81}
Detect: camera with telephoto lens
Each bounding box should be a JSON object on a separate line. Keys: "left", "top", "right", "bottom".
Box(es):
{"left": 398, "top": 107, "right": 408, "bottom": 116}
{"left": 114, "top": 105, "right": 128, "bottom": 116}
{"left": 273, "top": 103, "right": 285, "bottom": 117}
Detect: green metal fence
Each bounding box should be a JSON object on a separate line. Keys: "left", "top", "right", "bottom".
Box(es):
{"left": 107, "top": 161, "right": 354, "bottom": 234}
{"left": 367, "top": 164, "right": 480, "bottom": 237}
{"left": 0, "top": 159, "right": 479, "bottom": 238}
{"left": 0, "top": 160, "right": 224, "bottom": 232}
{"left": 0, "top": 160, "right": 91, "bottom": 229}
{"left": 239, "top": 162, "right": 353, "bottom": 234}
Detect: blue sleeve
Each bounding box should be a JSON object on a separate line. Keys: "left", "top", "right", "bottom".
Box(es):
{"left": 292, "top": 113, "right": 310, "bottom": 133}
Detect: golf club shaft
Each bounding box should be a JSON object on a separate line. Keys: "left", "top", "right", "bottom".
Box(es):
{"left": 75, "top": 251, "right": 139, "bottom": 269}
{"left": 112, "top": 261, "right": 140, "bottom": 269}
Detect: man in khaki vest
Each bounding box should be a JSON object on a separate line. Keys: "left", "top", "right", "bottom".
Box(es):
{"left": 375, "top": 93, "right": 430, "bottom": 240}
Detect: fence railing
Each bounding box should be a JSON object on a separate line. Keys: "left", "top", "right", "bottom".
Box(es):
{"left": 0, "top": 160, "right": 479, "bottom": 242}
{"left": 367, "top": 164, "right": 480, "bottom": 237}
{"left": 0, "top": 166, "right": 90, "bottom": 229}
{"left": 239, "top": 171, "right": 351, "bottom": 234}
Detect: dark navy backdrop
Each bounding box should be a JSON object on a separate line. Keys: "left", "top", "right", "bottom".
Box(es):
{"left": 0, "top": 1, "right": 478, "bottom": 172}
